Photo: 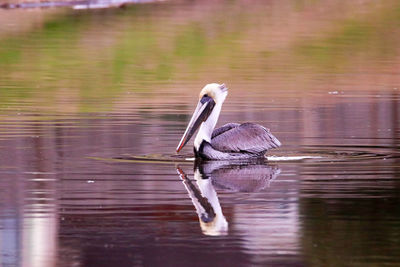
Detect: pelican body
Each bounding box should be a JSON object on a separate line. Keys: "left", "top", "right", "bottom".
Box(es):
{"left": 176, "top": 83, "right": 281, "bottom": 160}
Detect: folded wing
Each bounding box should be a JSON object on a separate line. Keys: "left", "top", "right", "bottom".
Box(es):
{"left": 211, "top": 122, "right": 281, "bottom": 154}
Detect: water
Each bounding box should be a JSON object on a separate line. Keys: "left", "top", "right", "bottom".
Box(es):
{"left": 1, "top": 0, "right": 400, "bottom": 266}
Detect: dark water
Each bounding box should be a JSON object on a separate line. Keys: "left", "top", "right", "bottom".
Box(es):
{"left": 1, "top": 1, "right": 400, "bottom": 266}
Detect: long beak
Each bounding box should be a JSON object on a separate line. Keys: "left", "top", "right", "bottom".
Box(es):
{"left": 176, "top": 97, "right": 215, "bottom": 152}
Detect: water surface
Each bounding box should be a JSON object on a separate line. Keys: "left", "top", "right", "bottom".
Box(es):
{"left": 0, "top": 1, "right": 400, "bottom": 266}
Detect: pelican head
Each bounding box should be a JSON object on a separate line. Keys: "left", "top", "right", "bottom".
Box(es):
{"left": 176, "top": 83, "right": 228, "bottom": 153}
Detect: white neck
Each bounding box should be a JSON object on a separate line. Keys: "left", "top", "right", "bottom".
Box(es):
{"left": 194, "top": 103, "right": 222, "bottom": 151}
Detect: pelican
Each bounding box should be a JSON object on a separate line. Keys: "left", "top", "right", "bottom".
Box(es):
{"left": 176, "top": 83, "right": 281, "bottom": 160}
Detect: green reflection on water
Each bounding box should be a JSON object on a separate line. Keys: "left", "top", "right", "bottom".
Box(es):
{"left": 0, "top": 4, "right": 248, "bottom": 112}
{"left": 296, "top": 21, "right": 371, "bottom": 69}
{"left": 0, "top": 39, "right": 21, "bottom": 65}
{"left": 0, "top": 1, "right": 400, "bottom": 113}
{"left": 295, "top": 3, "right": 400, "bottom": 71}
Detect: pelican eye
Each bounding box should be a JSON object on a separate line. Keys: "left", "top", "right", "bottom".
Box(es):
{"left": 200, "top": 94, "right": 212, "bottom": 104}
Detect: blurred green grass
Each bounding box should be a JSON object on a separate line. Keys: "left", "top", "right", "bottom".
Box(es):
{"left": 0, "top": 1, "right": 399, "bottom": 112}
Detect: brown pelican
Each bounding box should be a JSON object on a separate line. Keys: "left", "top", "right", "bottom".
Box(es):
{"left": 176, "top": 83, "right": 281, "bottom": 160}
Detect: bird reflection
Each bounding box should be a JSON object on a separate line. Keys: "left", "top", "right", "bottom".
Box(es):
{"left": 176, "top": 160, "right": 281, "bottom": 236}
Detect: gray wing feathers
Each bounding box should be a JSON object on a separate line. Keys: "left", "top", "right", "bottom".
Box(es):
{"left": 211, "top": 122, "right": 281, "bottom": 154}
{"left": 211, "top": 123, "right": 240, "bottom": 139}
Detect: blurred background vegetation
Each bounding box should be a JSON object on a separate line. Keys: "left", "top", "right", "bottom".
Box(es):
{"left": 0, "top": 0, "right": 399, "bottom": 113}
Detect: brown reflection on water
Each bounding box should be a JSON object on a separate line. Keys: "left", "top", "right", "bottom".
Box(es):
{"left": 0, "top": 0, "right": 400, "bottom": 266}
{"left": 0, "top": 91, "right": 399, "bottom": 265}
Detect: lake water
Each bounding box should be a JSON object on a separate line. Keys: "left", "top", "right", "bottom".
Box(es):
{"left": 1, "top": 0, "right": 400, "bottom": 266}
